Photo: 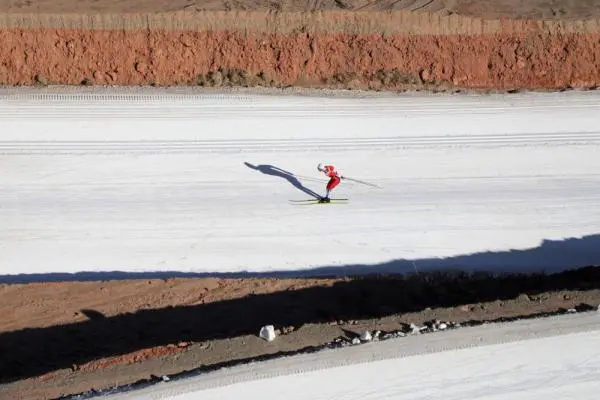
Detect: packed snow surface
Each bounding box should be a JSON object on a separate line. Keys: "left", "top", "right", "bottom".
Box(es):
{"left": 1, "top": 89, "right": 600, "bottom": 278}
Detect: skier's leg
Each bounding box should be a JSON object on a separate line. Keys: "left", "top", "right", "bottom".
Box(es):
{"left": 322, "top": 176, "right": 340, "bottom": 202}
{"left": 326, "top": 176, "right": 341, "bottom": 194}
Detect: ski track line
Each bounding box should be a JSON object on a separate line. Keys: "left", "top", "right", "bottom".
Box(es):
{"left": 0, "top": 103, "right": 598, "bottom": 119}
{"left": 2, "top": 132, "right": 600, "bottom": 155}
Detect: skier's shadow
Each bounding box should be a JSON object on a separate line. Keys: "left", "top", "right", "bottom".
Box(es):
{"left": 244, "top": 162, "right": 321, "bottom": 199}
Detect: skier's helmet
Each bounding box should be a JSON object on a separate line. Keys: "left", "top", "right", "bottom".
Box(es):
{"left": 317, "top": 163, "right": 324, "bottom": 172}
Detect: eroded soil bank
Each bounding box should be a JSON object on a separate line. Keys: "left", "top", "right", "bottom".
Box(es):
{"left": 2, "top": 29, "right": 600, "bottom": 91}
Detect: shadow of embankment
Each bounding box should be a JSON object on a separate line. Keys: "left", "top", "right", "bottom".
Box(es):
{"left": 1, "top": 263, "right": 600, "bottom": 383}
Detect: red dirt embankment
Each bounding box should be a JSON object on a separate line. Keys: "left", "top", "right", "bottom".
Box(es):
{"left": 1, "top": 11, "right": 600, "bottom": 90}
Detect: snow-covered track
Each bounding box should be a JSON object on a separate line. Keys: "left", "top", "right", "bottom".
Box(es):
{"left": 1, "top": 89, "right": 600, "bottom": 278}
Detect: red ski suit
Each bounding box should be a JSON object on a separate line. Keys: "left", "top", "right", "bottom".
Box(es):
{"left": 321, "top": 165, "right": 341, "bottom": 191}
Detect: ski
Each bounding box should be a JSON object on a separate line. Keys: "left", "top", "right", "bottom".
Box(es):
{"left": 289, "top": 198, "right": 348, "bottom": 202}
{"left": 290, "top": 198, "right": 348, "bottom": 204}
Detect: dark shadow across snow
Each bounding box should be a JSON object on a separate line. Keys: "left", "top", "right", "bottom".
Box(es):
{"left": 244, "top": 162, "right": 322, "bottom": 199}
{"left": 1, "top": 234, "right": 599, "bottom": 284}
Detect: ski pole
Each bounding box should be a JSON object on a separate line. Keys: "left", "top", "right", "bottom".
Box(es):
{"left": 342, "top": 176, "right": 382, "bottom": 189}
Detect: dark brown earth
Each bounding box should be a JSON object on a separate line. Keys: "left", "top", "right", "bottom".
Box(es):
{"left": 1, "top": 267, "right": 600, "bottom": 399}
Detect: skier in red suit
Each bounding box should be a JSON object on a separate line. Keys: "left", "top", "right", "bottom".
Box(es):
{"left": 317, "top": 163, "right": 344, "bottom": 203}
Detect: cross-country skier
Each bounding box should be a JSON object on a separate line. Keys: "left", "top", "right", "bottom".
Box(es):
{"left": 317, "top": 163, "right": 344, "bottom": 203}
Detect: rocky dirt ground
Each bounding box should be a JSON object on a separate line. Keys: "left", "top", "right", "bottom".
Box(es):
{"left": 2, "top": 1, "right": 600, "bottom": 399}
{"left": 1, "top": 267, "right": 600, "bottom": 399}
{"left": 2, "top": 0, "right": 600, "bottom": 19}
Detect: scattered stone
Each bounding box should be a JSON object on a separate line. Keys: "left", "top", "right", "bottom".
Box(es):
{"left": 381, "top": 330, "right": 407, "bottom": 340}
{"left": 360, "top": 331, "right": 373, "bottom": 342}
{"left": 409, "top": 323, "right": 424, "bottom": 335}
{"left": 177, "top": 341, "right": 190, "bottom": 348}
{"left": 330, "top": 337, "right": 351, "bottom": 348}
{"left": 281, "top": 325, "right": 295, "bottom": 334}
{"left": 459, "top": 305, "right": 470, "bottom": 312}
{"left": 207, "top": 70, "right": 223, "bottom": 86}
{"left": 162, "top": 375, "right": 170, "bottom": 382}
{"left": 198, "top": 342, "right": 210, "bottom": 350}
{"left": 35, "top": 74, "right": 48, "bottom": 86}
{"left": 106, "top": 71, "right": 117, "bottom": 82}
{"left": 438, "top": 322, "right": 448, "bottom": 330}
{"left": 259, "top": 325, "right": 276, "bottom": 342}
{"left": 373, "top": 330, "right": 381, "bottom": 339}
{"left": 574, "top": 303, "right": 596, "bottom": 312}
{"left": 134, "top": 62, "right": 148, "bottom": 74}
{"left": 518, "top": 293, "right": 531, "bottom": 302}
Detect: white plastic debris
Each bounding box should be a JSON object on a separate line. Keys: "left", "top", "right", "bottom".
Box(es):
{"left": 438, "top": 322, "right": 448, "bottom": 330}
{"left": 259, "top": 325, "right": 277, "bottom": 341}
{"left": 351, "top": 337, "right": 361, "bottom": 345}
{"left": 360, "top": 331, "right": 373, "bottom": 342}
{"left": 162, "top": 375, "right": 170, "bottom": 382}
